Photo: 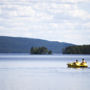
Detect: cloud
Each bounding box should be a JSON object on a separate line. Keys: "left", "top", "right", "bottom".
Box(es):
{"left": 1, "top": 0, "right": 90, "bottom": 20}
{"left": 0, "top": 0, "right": 89, "bottom": 3}
{"left": 1, "top": 5, "right": 35, "bottom": 17}
{"left": 33, "top": 2, "right": 90, "bottom": 21}
{"left": 68, "top": 7, "right": 90, "bottom": 20}
{"left": 0, "top": 3, "right": 54, "bottom": 22}
{"left": 83, "top": 22, "right": 90, "bottom": 29}
{"left": 15, "top": 6, "right": 35, "bottom": 17}
{"left": 0, "top": 0, "right": 90, "bottom": 44}
{"left": 61, "top": 0, "right": 89, "bottom": 3}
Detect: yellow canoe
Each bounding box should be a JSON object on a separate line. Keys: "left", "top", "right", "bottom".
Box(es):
{"left": 67, "top": 62, "right": 88, "bottom": 68}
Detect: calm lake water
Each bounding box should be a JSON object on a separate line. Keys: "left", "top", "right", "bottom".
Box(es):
{"left": 0, "top": 54, "right": 90, "bottom": 90}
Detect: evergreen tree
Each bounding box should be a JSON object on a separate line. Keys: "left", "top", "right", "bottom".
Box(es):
{"left": 30, "top": 46, "right": 52, "bottom": 54}
{"left": 48, "top": 50, "right": 52, "bottom": 54}
{"left": 63, "top": 45, "right": 90, "bottom": 54}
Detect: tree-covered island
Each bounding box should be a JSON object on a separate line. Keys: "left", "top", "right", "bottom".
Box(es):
{"left": 30, "top": 47, "right": 52, "bottom": 54}
{"left": 63, "top": 45, "right": 90, "bottom": 54}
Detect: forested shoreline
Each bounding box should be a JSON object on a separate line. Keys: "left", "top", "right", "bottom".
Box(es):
{"left": 63, "top": 45, "right": 90, "bottom": 54}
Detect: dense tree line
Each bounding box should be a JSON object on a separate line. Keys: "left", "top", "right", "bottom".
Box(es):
{"left": 30, "top": 47, "right": 52, "bottom": 54}
{"left": 63, "top": 45, "right": 90, "bottom": 54}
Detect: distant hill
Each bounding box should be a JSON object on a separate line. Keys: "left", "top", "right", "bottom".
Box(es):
{"left": 0, "top": 36, "right": 74, "bottom": 53}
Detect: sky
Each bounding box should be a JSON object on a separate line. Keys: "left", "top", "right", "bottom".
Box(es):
{"left": 0, "top": 0, "right": 90, "bottom": 45}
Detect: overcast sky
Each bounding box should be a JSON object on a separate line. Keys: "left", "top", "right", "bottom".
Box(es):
{"left": 0, "top": 0, "right": 90, "bottom": 45}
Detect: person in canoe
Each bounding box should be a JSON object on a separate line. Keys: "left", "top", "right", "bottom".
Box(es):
{"left": 73, "top": 60, "right": 80, "bottom": 65}
{"left": 67, "top": 59, "right": 88, "bottom": 68}
{"left": 80, "top": 58, "right": 87, "bottom": 65}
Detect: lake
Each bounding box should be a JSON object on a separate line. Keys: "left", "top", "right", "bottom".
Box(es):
{"left": 0, "top": 54, "right": 90, "bottom": 90}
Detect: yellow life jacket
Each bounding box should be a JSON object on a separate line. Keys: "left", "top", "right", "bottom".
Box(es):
{"left": 80, "top": 62, "right": 87, "bottom": 65}
{"left": 75, "top": 62, "right": 80, "bottom": 65}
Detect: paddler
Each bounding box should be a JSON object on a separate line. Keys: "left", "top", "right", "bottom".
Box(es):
{"left": 80, "top": 58, "right": 87, "bottom": 65}
{"left": 73, "top": 60, "right": 78, "bottom": 63}
{"left": 73, "top": 60, "right": 80, "bottom": 65}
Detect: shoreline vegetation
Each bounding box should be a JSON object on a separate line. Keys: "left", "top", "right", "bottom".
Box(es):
{"left": 30, "top": 45, "right": 90, "bottom": 55}
{"left": 63, "top": 45, "right": 90, "bottom": 54}
{"left": 30, "top": 47, "right": 52, "bottom": 55}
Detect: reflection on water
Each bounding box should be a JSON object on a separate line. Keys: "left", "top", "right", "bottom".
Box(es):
{"left": 0, "top": 54, "right": 90, "bottom": 90}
